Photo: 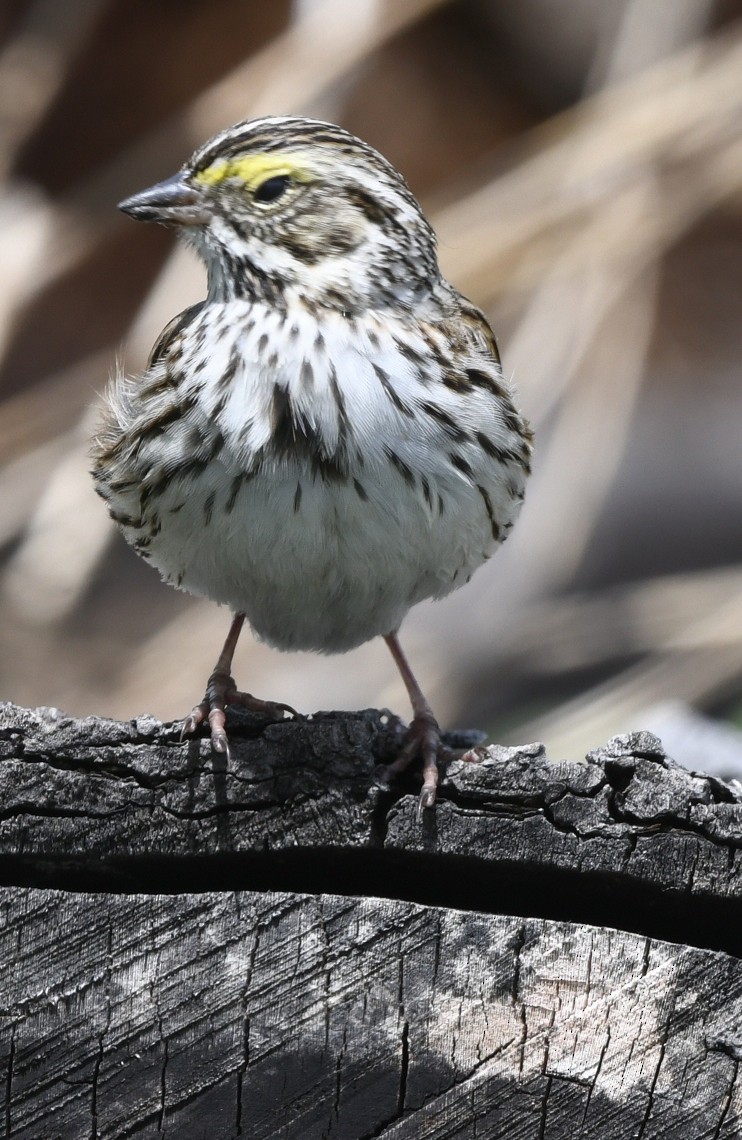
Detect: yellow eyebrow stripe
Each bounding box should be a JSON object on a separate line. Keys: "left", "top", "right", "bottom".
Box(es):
{"left": 194, "top": 154, "right": 310, "bottom": 190}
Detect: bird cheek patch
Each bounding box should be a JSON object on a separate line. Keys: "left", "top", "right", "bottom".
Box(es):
{"left": 195, "top": 155, "right": 311, "bottom": 192}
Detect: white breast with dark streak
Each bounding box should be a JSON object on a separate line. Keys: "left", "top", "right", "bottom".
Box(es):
{"left": 113, "top": 301, "right": 527, "bottom": 652}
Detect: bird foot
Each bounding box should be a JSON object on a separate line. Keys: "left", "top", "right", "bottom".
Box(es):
{"left": 181, "top": 668, "right": 296, "bottom": 758}
{"left": 375, "top": 712, "right": 449, "bottom": 817}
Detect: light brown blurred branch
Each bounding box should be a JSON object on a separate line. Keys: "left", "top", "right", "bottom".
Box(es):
{"left": 515, "top": 587, "right": 742, "bottom": 759}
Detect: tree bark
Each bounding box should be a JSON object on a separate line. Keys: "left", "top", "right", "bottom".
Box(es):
{"left": 1, "top": 701, "right": 741, "bottom": 1138}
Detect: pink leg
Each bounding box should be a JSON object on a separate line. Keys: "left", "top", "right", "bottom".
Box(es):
{"left": 380, "top": 631, "right": 444, "bottom": 813}
{"left": 182, "top": 613, "right": 296, "bottom": 757}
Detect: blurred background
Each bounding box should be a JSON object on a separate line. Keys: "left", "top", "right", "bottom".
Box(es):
{"left": 2, "top": 0, "right": 742, "bottom": 774}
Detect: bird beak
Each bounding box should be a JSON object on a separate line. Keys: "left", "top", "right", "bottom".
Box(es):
{"left": 118, "top": 173, "right": 211, "bottom": 226}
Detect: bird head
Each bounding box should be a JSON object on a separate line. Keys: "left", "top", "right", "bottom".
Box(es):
{"left": 119, "top": 116, "right": 440, "bottom": 313}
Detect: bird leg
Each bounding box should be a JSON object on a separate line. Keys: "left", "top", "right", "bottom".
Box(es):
{"left": 379, "top": 631, "right": 445, "bottom": 813}
{"left": 182, "top": 612, "right": 296, "bottom": 756}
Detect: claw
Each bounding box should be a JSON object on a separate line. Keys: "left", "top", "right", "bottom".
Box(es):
{"left": 211, "top": 730, "right": 230, "bottom": 759}
{"left": 232, "top": 690, "right": 298, "bottom": 720}
{"left": 419, "top": 738, "right": 439, "bottom": 811}
{"left": 179, "top": 665, "right": 297, "bottom": 759}
{"left": 181, "top": 702, "right": 207, "bottom": 741}
{"left": 208, "top": 706, "right": 229, "bottom": 754}
{"left": 375, "top": 712, "right": 443, "bottom": 813}
{"left": 417, "top": 785, "right": 437, "bottom": 821}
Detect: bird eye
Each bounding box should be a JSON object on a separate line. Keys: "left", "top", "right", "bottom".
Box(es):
{"left": 254, "top": 175, "right": 291, "bottom": 204}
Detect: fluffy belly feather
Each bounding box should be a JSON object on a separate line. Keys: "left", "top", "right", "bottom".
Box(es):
{"left": 133, "top": 457, "right": 501, "bottom": 652}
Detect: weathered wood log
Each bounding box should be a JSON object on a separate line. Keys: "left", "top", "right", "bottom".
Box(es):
{"left": 1, "top": 701, "right": 742, "bottom": 1138}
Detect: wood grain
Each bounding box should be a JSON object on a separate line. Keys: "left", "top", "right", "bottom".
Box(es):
{"left": 1, "top": 702, "right": 741, "bottom": 1137}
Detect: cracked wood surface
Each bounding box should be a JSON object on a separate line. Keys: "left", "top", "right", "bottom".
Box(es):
{"left": 4, "top": 891, "right": 742, "bottom": 1139}
{"left": 1, "top": 702, "right": 742, "bottom": 1137}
